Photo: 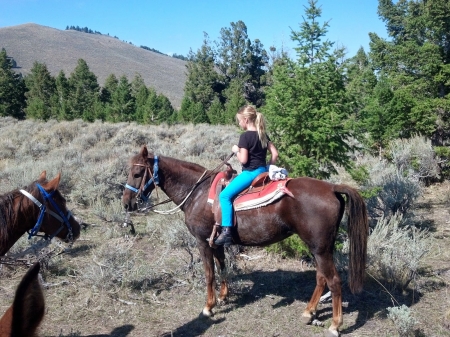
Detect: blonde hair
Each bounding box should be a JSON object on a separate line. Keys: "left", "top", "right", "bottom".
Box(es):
{"left": 237, "top": 105, "right": 269, "bottom": 148}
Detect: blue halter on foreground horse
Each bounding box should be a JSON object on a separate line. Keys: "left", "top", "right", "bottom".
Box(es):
{"left": 0, "top": 171, "right": 81, "bottom": 256}
{"left": 0, "top": 262, "right": 44, "bottom": 337}
{"left": 122, "top": 146, "right": 368, "bottom": 337}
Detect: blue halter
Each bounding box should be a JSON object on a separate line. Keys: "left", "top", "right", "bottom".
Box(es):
{"left": 125, "top": 156, "right": 159, "bottom": 202}
{"left": 21, "top": 184, "right": 73, "bottom": 240}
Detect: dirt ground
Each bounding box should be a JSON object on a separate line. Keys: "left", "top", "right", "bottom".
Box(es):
{"left": 1, "top": 182, "right": 450, "bottom": 337}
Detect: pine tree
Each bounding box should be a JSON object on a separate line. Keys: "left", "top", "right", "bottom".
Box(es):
{"left": 369, "top": 0, "right": 450, "bottom": 145}
{"left": 0, "top": 49, "right": 26, "bottom": 118}
{"left": 216, "top": 21, "right": 268, "bottom": 107}
{"left": 263, "top": 0, "right": 353, "bottom": 178}
{"left": 55, "top": 70, "right": 71, "bottom": 120}
{"left": 100, "top": 73, "right": 118, "bottom": 104}
{"left": 106, "top": 75, "right": 134, "bottom": 122}
{"left": 156, "top": 94, "right": 175, "bottom": 123}
{"left": 207, "top": 98, "right": 225, "bottom": 124}
{"left": 141, "top": 88, "right": 159, "bottom": 124}
{"left": 183, "top": 34, "right": 222, "bottom": 117}
{"left": 67, "top": 59, "right": 100, "bottom": 121}
{"left": 24, "top": 62, "right": 57, "bottom": 120}
{"left": 182, "top": 21, "right": 269, "bottom": 124}
{"left": 178, "top": 97, "right": 209, "bottom": 124}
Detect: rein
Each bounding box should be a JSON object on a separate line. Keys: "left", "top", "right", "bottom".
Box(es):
{"left": 19, "top": 184, "right": 73, "bottom": 243}
{"left": 126, "top": 152, "right": 235, "bottom": 214}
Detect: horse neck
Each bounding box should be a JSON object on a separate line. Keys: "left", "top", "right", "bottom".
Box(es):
{"left": 156, "top": 156, "right": 207, "bottom": 206}
{"left": 0, "top": 191, "right": 38, "bottom": 256}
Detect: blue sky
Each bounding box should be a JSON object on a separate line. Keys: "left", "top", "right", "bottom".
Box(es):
{"left": 0, "top": 0, "right": 389, "bottom": 59}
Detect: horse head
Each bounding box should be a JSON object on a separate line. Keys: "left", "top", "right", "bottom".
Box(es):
{"left": 123, "top": 145, "right": 159, "bottom": 211}
{"left": 24, "top": 171, "right": 81, "bottom": 243}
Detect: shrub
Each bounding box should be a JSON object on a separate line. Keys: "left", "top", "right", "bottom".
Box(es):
{"left": 367, "top": 212, "right": 431, "bottom": 292}
{"left": 365, "top": 171, "right": 421, "bottom": 222}
{"left": 265, "top": 235, "right": 312, "bottom": 259}
{"left": 434, "top": 146, "right": 450, "bottom": 179}
{"left": 387, "top": 305, "right": 416, "bottom": 337}
{"left": 387, "top": 136, "right": 441, "bottom": 183}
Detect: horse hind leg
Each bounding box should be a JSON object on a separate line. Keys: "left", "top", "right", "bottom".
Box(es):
{"left": 304, "top": 255, "right": 342, "bottom": 337}
{"left": 302, "top": 271, "right": 327, "bottom": 324}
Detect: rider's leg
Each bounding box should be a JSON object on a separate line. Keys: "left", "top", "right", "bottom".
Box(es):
{"left": 215, "top": 166, "right": 266, "bottom": 246}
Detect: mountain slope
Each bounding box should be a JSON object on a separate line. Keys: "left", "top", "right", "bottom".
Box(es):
{"left": 0, "top": 23, "right": 187, "bottom": 108}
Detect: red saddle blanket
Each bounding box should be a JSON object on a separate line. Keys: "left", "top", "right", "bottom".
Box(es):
{"left": 207, "top": 171, "right": 293, "bottom": 211}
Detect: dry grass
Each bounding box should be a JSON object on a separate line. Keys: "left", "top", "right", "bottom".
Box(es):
{"left": 0, "top": 23, "right": 186, "bottom": 109}
{"left": 0, "top": 118, "right": 449, "bottom": 337}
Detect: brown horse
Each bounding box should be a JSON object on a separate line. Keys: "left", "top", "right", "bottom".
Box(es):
{"left": 122, "top": 146, "right": 368, "bottom": 337}
{"left": 0, "top": 171, "right": 81, "bottom": 256}
{"left": 0, "top": 262, "right": 44, "bottom": 337}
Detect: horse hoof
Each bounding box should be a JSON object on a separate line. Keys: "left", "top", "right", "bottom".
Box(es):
{"left": 217, "top": 298, "right": 228, "bottom": 306}
{"left": 324, "top": 329, "right": 340, "bottom": 337}
{"left": 301, "top": 314, "right": 313, "bottom": 325}
{"left": 199, "top": 308, "right": 213, "bottom": 318}
{"left": 311, "top": 319, "right": 324, "bottom": 327}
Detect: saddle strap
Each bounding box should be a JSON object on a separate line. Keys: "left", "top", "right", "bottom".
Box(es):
{"left": 208, "top": 223, "right": 221, "bottom": 248}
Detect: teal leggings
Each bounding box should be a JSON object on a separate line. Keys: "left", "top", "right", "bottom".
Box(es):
{"left": 219, "top": 166, "right": 267, "bottom": 227}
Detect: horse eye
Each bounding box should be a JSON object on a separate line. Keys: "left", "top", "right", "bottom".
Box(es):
{"left": 134, "top": 174, "right": 140, "bottom": 179}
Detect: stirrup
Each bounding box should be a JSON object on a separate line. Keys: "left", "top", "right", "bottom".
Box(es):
{"left": 214, "top": 227, "right": 233, "bottom": 247}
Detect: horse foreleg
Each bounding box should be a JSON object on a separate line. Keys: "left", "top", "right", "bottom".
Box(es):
{"left": 198, "top": 242, "right": 216, "bottom": 317}
{"left": 213, "top": 246, "right": 228, "bottom": 303}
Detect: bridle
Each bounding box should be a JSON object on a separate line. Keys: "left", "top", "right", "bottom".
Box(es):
{"left": 20, "top": 184, "right": 74, "bottom": 243}
{"left": 124, "top": 155, "right": 160, "bottom": 206}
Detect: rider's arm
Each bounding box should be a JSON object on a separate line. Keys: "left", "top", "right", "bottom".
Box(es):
{"left": 267, "top": 141, "right": 278, "bottom": 165}
{"left": 233, "top": 145, "right": 248, "bottom": 164}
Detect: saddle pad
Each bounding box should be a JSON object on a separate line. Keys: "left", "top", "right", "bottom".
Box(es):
{"left": 234, "top": 179, "right": 292, "bottom": 211}
{"left": 207, "top": 171, "right": 228, "bottom": 205}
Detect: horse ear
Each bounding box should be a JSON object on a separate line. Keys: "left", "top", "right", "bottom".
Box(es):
{"left": 9, "top": 262, "right": 45, "bottom": 336}
{"left": 42, "top": 172, "right": 61, "bottom": 192}
{"left": 140, "top": 145, "right": 148, "bottom": 159}
{"left": 38, "top": 171, "right": 47, "bottom": 182}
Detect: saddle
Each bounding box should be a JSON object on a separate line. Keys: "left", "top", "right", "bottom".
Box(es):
{"left": 207, "top": 166, "right": 293, "bottom": 218}
{"left": 207, "top": 165, "right": 293, "bottom": 248}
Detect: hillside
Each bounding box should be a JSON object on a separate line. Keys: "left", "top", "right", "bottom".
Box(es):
{"left": 0, "top": 23, "right": 187, "bottom": 108}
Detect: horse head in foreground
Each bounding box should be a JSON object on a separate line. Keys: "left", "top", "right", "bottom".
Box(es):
{"left": 123, "top": 145, "right": 369, "bottom": 337}
{"left": 0, "top": 262, "right": 45, "bottom": 337}
{"left": 0, "top": 171, "right": 81, "bottom": 256}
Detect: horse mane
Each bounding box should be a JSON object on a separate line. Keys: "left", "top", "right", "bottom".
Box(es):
{"left": 0, "top": 181, "right": 43, "bottom": 249}
{"left": 0, "top": 262, "right": 45, "bottom": 337}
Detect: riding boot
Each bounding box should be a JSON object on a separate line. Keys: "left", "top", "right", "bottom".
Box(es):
{"left": 214, "top": 226, "right": 233, "bottom": 247}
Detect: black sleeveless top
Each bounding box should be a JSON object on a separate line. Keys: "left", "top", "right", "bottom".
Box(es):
{"left": 238, "top": 131, "right": 269, "bottom": 171}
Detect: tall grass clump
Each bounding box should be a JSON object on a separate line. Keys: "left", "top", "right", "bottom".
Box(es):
{"left": 80, "top": 237, "right": 155, "bottom": 292}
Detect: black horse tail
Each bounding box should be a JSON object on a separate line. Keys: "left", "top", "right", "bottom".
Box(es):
{"left": 334, "top": 184, "right": 368, "bottom": 294}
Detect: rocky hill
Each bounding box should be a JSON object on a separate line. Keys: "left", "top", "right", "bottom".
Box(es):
{"left": 0, "top": 23, "right": 187, "bottom": 108}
